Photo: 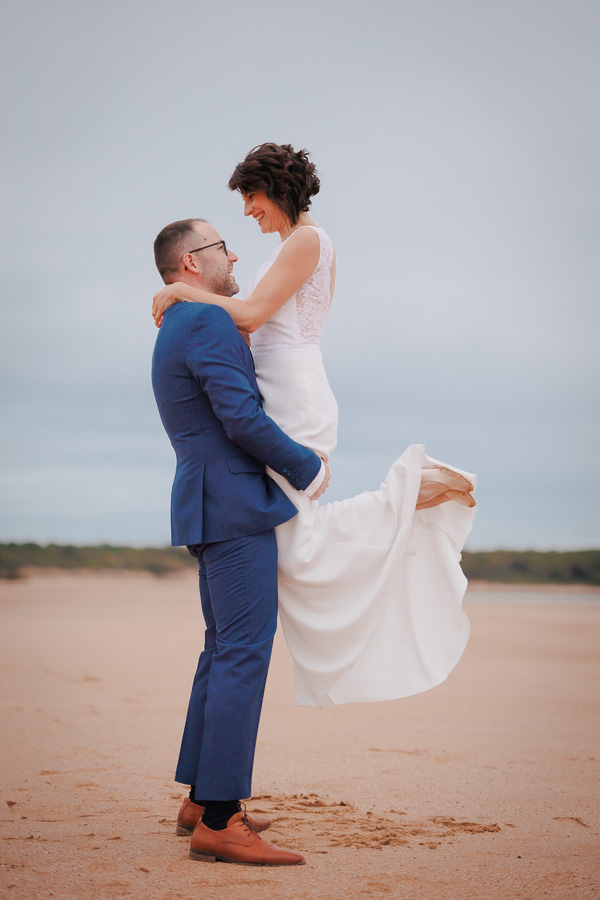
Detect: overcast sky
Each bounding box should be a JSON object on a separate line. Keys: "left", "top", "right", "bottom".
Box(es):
{"left": 0, "top": 0, "right": 598, "bottom": 550}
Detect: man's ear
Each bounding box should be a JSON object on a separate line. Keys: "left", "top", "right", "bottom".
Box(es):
{"left": 181, "top": 252, "right": 201, "bottom": 274}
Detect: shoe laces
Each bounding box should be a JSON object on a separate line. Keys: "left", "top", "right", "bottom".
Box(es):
{"left": 238, "top": 801, "right": 259, "bottom": 835}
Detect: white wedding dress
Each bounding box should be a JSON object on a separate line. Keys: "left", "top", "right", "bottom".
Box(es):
{"left": 246, "top": 225, "right": 476, "bottom": 708}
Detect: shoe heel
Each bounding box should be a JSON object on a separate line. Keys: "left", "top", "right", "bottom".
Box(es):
{"left": 176, "top": 825, "right": 192, "bottom": 836}
{"left": 189, "top": 848, "right": 216, "bottom": 862}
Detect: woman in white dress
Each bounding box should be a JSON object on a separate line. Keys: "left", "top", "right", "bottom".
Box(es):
{"left": 153, "top": 143, "right": 477, "bottom": 709}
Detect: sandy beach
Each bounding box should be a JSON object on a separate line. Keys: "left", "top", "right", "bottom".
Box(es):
{"left": 1, "top": 571, "right": 598, "bottom": 900}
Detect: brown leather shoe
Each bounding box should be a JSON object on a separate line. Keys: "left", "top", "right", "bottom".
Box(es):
{"left": 176, "top": 799, "right": 271, "bottom": 836}
{"left": 189, "top": 811, "right": 305, "bottom": 866}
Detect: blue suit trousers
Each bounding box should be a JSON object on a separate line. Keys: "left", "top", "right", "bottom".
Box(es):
{"left": 175, "top": 529, "right": 278, "bottom": 800}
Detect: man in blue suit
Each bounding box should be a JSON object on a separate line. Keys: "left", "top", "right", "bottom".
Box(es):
{"left": 151, "top": 218, "right": 328, "bottom": 866}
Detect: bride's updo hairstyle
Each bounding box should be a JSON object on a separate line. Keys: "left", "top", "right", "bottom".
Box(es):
{"left": 228, "top": 143, "right": 320, "bottom": 226}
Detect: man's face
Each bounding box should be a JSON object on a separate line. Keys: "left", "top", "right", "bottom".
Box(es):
{"left": 186, "top": 225, "right": 239, "bottom": 296}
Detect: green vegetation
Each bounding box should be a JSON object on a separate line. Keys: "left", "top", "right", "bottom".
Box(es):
{"left": 0, "top": 544, "right": 599, "bottom": 585}
{"left": 0, "top": 543, "right": 195, "bottom": 580}
{"left": 461, "top": 550, "right": 600, "bottom": 586}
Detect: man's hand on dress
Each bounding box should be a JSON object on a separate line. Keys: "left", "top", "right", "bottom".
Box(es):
{"left": 307, "top": 460, "right": 331, "bottom": 501}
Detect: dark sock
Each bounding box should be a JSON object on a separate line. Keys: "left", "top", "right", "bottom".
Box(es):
{"left": 200, "top": 799, "right": 240, "bottom": 831}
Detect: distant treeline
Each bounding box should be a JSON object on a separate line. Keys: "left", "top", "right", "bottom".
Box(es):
{"left": 0, "top": 543, "right": 193, "bottom": 580}
{"left": 0, "top": 543, "right": 599, "bottom": 585}
{"left": 461, "top": 550, "right": 600, "bottom": 586}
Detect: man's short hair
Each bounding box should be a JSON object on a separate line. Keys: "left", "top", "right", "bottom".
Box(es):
{"left": 154, "top": 218, "right": 208, "bottom": 282}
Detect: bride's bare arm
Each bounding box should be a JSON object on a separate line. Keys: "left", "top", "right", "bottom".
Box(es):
{"left": 152, "top": 282, "right": 211, "bottom": 327}
{"left": 152, "top": 228, "right": 320, "bottom": 331}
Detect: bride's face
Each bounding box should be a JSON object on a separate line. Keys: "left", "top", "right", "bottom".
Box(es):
{"left": 242, "top": 191, "right": 290, "bottom": 235}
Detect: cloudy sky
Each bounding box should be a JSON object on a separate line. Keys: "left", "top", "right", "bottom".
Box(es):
{"left": 1, "top": 0, "right": 598, "bottom": 550}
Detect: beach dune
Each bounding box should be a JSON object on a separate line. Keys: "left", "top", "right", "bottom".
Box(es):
{"left": 1, "top": 572, "right": 598, "bottom": 899}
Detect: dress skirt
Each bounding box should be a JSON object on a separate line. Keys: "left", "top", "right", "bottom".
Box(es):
{"left": 253, "top": 344, "right": 476, "bottom": 708}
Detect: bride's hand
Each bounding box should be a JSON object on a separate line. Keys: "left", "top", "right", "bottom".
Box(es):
{"left": 152, "top": 282, "right": 188, "bottom": 328}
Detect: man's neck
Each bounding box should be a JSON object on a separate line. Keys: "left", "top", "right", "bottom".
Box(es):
{"left": 176, "top": 273, "right": 205, "bottom": 291}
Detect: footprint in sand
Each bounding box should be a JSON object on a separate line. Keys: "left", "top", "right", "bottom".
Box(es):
{"left": 553, "top": 816, "right": 589, "bottom": 828}
{"left": 251, "top": 792, "right": 501, "bottom": 851}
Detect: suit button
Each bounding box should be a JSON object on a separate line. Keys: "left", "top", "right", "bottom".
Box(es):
{"left": 283, "top": 467, "right": 288, "bottom": 474}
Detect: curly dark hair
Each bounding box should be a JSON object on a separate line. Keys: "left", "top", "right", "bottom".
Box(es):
{"left": 228, "top": 143, "right": 320, "bottom": 226}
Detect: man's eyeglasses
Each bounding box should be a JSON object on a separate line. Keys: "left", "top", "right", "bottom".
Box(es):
{"left": 187, "top": 240, "right": 228, "bottom": 257}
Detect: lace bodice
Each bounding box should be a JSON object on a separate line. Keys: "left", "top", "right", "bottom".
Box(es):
{"left": 245, "top": 226, "right": 334, "bottom": 356}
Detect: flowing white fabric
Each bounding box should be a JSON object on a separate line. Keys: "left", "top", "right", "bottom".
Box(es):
{"left": 247, "top": 226, "right": 476, "bottom": 708}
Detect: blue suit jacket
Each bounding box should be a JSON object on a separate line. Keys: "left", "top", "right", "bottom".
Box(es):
{"left": 151, "top": 302, "right": 321, "bottom": 546}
